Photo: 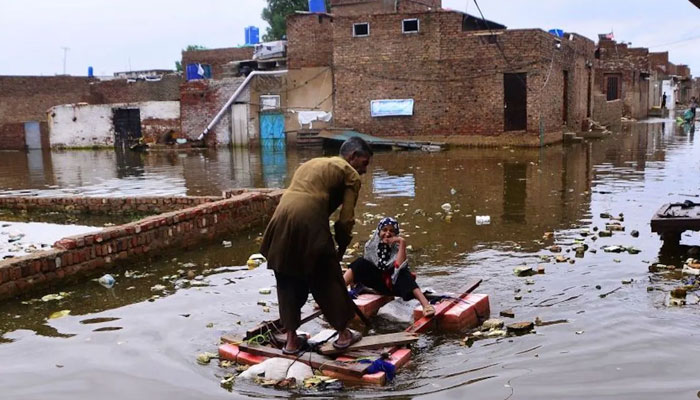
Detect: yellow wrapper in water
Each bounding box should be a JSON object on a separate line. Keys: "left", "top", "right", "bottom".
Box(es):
{"left": 247, "top": 259, "right": 259, "bottom": 269}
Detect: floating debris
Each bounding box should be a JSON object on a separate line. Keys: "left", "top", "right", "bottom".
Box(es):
{"left": 196, "top": 352, "right": 219, "bottom": 365}
{"left": 513, "top": 266, "right": 534, "bottom": 277}
{"left": 482, "top": 319, "right": 504, "bottom": 329}
{"left": 49, "top": 310, "right": 71, "bottom": 320}
{"left": 475, "top": 215, "right": 491, "bottom": 225}
{"left": 247, "top": 253, "right": 266, "bottom": 269}
{"left": 500, "top": 309, "right": 515, "bottom": 318}
{"left": 98, "top": 274, "right": 115, "bottom": 289}
{"left": 259, "top": 288, "right": 272, "bottom": 295}
{"left": 506, "top": 321, "right": 534, "bottom": 334}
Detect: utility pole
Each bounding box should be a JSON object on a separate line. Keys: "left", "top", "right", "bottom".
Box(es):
{"left": 61, "top": 46, "right": 70, "bottom": 75}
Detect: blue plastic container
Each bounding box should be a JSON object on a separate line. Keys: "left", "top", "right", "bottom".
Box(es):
{"left": 308, "top": 0, "right": 326, "bottom": 12}
{"left": 548, "top": 29, "right": 564, "bottom": 38}
{"left": 245, "top": 26, "right": 259, "bottom": 45}
{"left": 88, "top": 66, "right": 94, "bottom": 77}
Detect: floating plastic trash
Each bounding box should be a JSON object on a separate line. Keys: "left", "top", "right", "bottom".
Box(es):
{"left": 247, "top": 253, "right": 266, "bottom": 269}
{"left": 98, "top": 274, "right": 115, "bottom": 288}
{"left": 476, "top": 216, "right": 491, "bottom": 225}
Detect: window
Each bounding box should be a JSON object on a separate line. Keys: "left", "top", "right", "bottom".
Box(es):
{"left": 353, "top": 22, "right": 369, "bottom": 37}
{"left": 402, "top": 19, "right": 419, "bottom": 33}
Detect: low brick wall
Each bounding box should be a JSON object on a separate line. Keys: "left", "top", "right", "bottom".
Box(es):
{"left": 0, "top": 196, "right": 222, "bottom": 215}
{"left": 0, "top": 190, "right": 283, "bottom": 300}
{"left": 592, "top": 94, "right": 623, "bottom": 129}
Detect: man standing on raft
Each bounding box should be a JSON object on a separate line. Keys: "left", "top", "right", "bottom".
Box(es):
{"left": 260, "top": 136, "right": 373, "bottom": 355}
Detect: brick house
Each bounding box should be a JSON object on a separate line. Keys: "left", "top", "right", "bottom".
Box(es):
{"left": 594, "top": 36, "right": 652, "bottom": 119}
{"left": 287, "top": 0, "right": 597, "bottom": 145}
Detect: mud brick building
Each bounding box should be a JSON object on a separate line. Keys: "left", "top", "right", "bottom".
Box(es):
{"left": 289, "top": 0, "right": 596, "bottom": 146}
{"left": 181, "top": 47, "right": 254, "bottom": 80}
{"left": 594, "top": 37, "right": 651, "bottom": 119}
{"left": 0, "top": 75, "right": 180, "bottom": 150}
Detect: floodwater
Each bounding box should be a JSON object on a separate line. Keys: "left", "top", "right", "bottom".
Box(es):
{"left": 1, "top": 119, "right": 700, "bottom": 399}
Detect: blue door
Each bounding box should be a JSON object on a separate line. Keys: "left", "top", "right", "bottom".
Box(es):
{"left": 260, "top": 113, "right": 285, "bottom": 151}
{"left": 260, "top": 113, "right": 286, "bottom": 187}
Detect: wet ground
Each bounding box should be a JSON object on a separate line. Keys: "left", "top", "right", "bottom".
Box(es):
{"left": 1, "top": 118, "right": 699, "bottom": 399}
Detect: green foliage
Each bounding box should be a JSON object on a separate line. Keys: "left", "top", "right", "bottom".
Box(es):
{"left": 175, "top": 45, "right": 208, "bottom": 72}
{"left": 261, "top": 0, "right": 330, "bottom": 41}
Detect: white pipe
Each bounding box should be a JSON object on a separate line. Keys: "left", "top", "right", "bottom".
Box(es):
{"left": 197, "top": 69, "right": 288, "bottom": 140}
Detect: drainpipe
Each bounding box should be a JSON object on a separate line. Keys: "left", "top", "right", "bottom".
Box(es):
{"left": 197, "top": 69, "right": 288, "bottom": 140}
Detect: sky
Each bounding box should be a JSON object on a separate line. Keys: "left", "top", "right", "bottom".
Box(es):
{"left": 0, "top": 0, "right": 698, "bottom": 77}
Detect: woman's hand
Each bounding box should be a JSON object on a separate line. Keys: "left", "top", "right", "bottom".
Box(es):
{"left": 382, "top": 235, "right": 404, "bottom": 245}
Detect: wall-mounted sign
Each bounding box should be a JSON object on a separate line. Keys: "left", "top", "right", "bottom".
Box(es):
{"left": 370, "top": 99, "right": 414, "bottom": 117}
{"left": 260, "top": 95, "right": 281, "bottom": 111}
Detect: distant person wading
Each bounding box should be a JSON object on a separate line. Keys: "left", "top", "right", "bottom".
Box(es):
{"left": 259, "top": 136, "right": 373, "bottom": 354}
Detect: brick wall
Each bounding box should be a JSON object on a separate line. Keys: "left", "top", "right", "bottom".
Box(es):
{"left": 0, "top": 123, "right": 26, "bottom": 150}
{"left": 595, "top": 40, "right": 650, "bottom": 119}
{"left": 287, "top": 14, "right": 334, "bottom": 69}
{"left": 330, "top": 0, "right": 441, "bottom": 16}
{"left": 649, "top": 52, "right": 670, "bottom": 76}
{"left": 592, "top": 94, "right": 623, "bottom": 128}
{"left": 331, "top": 11, "right": 593, "bottom": 143}
{"left": 0, "top": 75, "right": 180, "bottom": 150}
{"left": 88, "top": 75, "right": 180, "bottom": 104}
{"left": 179, "top": 77, "right": 247, "bottom": 143}
{"left": 0, "top": 190, "right": 283, "bottom": 300}
{"left": 0, "top": 195, "right": 221, "bottom": 215}
{"left": 181, "top": 47, "right": 254, "bottom": 79}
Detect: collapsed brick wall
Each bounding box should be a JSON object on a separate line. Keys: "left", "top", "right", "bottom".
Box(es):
{"left": 181, "top": 47, "right": 254, "bottom": 79}
{"left": 287, "top": 14, "right": 334, "bottom": 69}
{"left": 179, "top": 77, "right": 246, "bottom": 143}
{"left": 331, "top": 11, "right": 593, "bottom": 143}
{"left": 592, "top": 94, "right": 623, "bottom": 128}
{"left": 0, "top": 191, "right": 282, "bottom": 300}
{"left": 87, "top": 75, "right": 180, "bottom": 104}
{"left": 330, "top": 0, "right": 441, "bottom": 16}
{"left": 0, "top": 196, "right": 221, "bottom": 215}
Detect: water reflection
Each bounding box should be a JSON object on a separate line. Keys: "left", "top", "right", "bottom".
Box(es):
{"left": 372, "top": 169, "right": 416, "bottom": 198}
{"left": 6, "top": 121, "right": 700, "bottom": 399}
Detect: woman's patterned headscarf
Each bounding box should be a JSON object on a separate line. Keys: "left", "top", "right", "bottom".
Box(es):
{"left": 377, "top": 217, "right": 399, "bottom": 235}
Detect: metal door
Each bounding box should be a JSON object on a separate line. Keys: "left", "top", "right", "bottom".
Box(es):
{"left": 504, "top": 73, "right": 527, "bottom": 131}
{"left": 260, "top": 113, "right": 285, "bottom": 151}
{"left": 113, "top": 108, "right": 142, "bottom": 149}
{"left": 24, "top": 121, "right": 41, "bottom": 149}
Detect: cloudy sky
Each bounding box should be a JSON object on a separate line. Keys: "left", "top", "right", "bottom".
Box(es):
{"left": 1, "top": 0, "right": 698, "bottom": 77}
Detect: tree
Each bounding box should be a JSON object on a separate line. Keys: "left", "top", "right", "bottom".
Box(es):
{"left": 261, "top": 0, "right": 330, "bottom": 41}
{"left": 175, "top": 45, "right": 208, "bottom": 72}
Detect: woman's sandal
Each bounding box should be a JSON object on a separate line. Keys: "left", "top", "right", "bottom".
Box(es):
{"left": 332, "top": 330, "right": 363, "bottom": 350}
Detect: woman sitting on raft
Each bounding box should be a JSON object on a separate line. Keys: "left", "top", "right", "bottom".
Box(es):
{"left": 344, "top": 217, "right": 435, "bottom": 317}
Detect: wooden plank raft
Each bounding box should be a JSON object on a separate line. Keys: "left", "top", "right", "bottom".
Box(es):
{"left": 318, "top": 332, "right": 418, "bottom": 355}
{"left": 235, "top": 342, "right": 370, "bottom": 377}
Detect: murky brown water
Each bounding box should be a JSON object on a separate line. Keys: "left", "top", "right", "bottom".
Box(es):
{"left": 1, "top": 118, "right": 699, "bottom": 399}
